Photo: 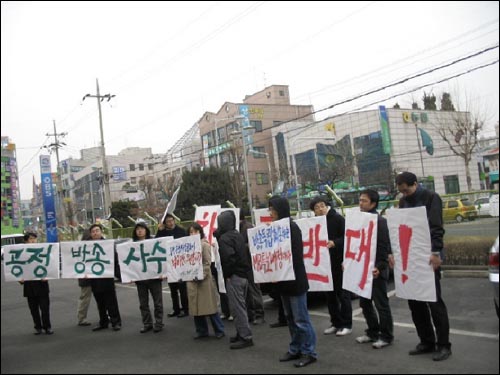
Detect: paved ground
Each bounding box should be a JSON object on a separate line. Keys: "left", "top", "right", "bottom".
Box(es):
{"left": 1, "top": 267, "right": 498, "bottom": 374}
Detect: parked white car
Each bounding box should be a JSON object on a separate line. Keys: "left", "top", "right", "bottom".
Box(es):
{"left": 474, "top": 197, "right": 492, "bottom": 217}
{"left": 490, "top": 194, "right": 499, "bottom": 217}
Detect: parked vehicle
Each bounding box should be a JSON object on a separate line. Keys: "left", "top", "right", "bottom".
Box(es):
{"left": 1, "top": 234, "right": 25, "bottom": 261}
{"left": 488, "top": 236, "right": 499, "bottom": 318}
{"left": 442, "top": 198, "right": 478, "bottom": 223}
{"left": 490, "top": 194, "right": 499, "bottom": 218}
{"left": 474, "top": 197, "right": 491, "bottom": 217}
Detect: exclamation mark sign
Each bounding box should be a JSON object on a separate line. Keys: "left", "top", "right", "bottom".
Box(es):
{"left": 399, "top": 225, "right": 412, "bottom": 284}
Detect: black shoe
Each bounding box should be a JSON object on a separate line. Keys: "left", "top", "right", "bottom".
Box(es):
{"left": 112, "top": 324, "right": 121, "bottom": 331}
{"left": 34, "top": 329, "right": 42, "bottom": 335}
{"left": 92, "top": 325, "right": 108, "bottom": 332}
{"left": 167, "top": 311, "right": 179, "bottom": 318}
{"left": 251, "top": 318, "right": 265, "bottom": 325}
{"left": 140, "top": 326, "right": 153, "bottom": 333}
{"left": 229, "top": 334, "right": 241, "bottom": 343}
{"left": 153, "top": 327, "right": 162, "bottom": 333}
{"left": 193, "top": 333, "right": 209, "bottom": 339}
{"left": 230, "top": 338, "right": 254, "bottom": 350}
{"left": 409, "top": 343, "right": 435, "bottom": 355}
{"left": 294, "top": 355, "right": 317, "bottom": 368}
{"left": 279, "top": 352, "right": 301, "bottom": 362}
{"left": 177, "top": 311, "right": 189, "bottom": 318}
{"left": 270, "top": 321, "right": 288, "bottom": 328}
{"left": 433, "top": 347, "right": 452, "bottom": 361}
{"left": 45, "top": 328, "right": 54, "bottom": 335}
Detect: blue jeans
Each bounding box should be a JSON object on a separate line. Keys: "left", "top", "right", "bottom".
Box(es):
{"left": 194, "top": 314, "right": 225, "bottom": 336}
{"left": 281, "top": 293, "right": 317, "bottom": 358}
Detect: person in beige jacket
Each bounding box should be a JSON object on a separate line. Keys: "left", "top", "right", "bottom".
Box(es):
{"left": 186, "top": 222, "right": 225, "bottom": 339}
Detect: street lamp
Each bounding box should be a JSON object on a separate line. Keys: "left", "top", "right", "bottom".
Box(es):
{"left": 248, "top": 149, "right": 273, "bottom": 193}
{"left": 290, "top": 136, "right": 336, "bottom": 214}
{"left": 230, "top": 121, "right": 256, "bottom": 224}
{"left": 213, "top": 115, "right": 246, "bottom": 167}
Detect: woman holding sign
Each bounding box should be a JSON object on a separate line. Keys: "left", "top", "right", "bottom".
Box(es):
{"left": 133, "top": 221, "right": 164, "bottom": 333}
{"left": 186, "top": 223, "right": 225, "bottom": 339}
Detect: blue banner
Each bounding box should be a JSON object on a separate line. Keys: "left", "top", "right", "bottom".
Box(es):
{"left": 40, "top": 155, "right": 58, "bottom": 242}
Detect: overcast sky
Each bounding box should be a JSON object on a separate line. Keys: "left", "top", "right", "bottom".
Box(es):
{"left": 2, "top": 1, "right": 499, "bottom": 200}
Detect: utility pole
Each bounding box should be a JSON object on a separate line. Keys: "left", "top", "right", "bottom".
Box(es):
{"left": 82, "top": 79, "right": 115, "bottom": 225}
{"left": 45, "top": 120, "right": 69, "bottom": 236}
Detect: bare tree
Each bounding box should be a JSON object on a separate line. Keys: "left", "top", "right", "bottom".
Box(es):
{"left": 433, "top": 90, "right": 491, "bottom": 191}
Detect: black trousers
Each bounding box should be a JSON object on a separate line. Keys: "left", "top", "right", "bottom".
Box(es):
{"left": 27, "top": 295, "right": 51, "bottom": 330}
{"left": 168, "top": 281, "right": 188, "bottom": 314}
{"left": 408, "top": 269, "right": 451, "bottom": 349}
{"left": 93, "top": 290, "right": 121, "bottom": 327}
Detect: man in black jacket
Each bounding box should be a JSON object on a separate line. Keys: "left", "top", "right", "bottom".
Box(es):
{"left": 396, "top": 172, "right": 451, "bottom": 361}
{"left": 21, "top": 232, "right": 53, "bottom": 335}
{"left": 356, "top": 189, "right": 393, "bottom": 349}
{"left": 214, "top": 210, "right": 253, "bottom": 349}
{"left": 270, "top": 197, "right": 317, "bottom": 368}
{"left": 156, "top": 214, "right": 189, "bottom": 318}
{"left": 309, "top": 196, "right": 352, "bottom": 337}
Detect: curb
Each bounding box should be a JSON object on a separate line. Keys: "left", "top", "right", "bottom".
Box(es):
{"left": 442, "top": 270, "right": 488, "bottom": 278}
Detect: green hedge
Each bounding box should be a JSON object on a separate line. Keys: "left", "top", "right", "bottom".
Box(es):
{"left": 443, "top": 236, "right": 496, "bottom": 266}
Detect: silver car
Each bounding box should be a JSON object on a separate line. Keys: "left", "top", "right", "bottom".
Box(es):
{"left": 489, "top": 236, "right": 499, "bottom": 317}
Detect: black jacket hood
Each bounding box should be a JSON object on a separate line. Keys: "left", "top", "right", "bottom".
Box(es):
{"left": 268, "top": 197, "right": 290, "bottom": 219}
{"left": 217, "top": 210, "right": 236, "bottom": 235}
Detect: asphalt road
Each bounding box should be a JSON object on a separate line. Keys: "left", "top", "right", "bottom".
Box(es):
{"left": 444, "top": 217, "right": 499, "bottom": 238}
{"left": 1, "top": 267, "right": 498, "bottom": 374}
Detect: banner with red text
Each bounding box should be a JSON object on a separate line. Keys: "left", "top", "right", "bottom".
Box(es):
{"left": 387, "top": 207, "right": 436, "bottom": 302}
{"left": 342, "top": 211, "right": 377, "bottom": 299}
{"left": 295, "top": 216, "right": 333, "bottom": 291}
{"left": 165, "top": 235, "right": 203, "bottom": 282}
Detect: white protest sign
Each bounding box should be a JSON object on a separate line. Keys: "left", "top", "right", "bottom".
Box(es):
{"left": 60, "top": 240, "right": 116, "bottom": 279}
{"left": 253, "top": 208, "right": 273, "bottom": 226}
{"left": 3, "top": 242, "right": 60, "bottom": 281}
{"left": 195, "top": 205, "right": 221, "bottom": 245}
{"left": 116, "top": 237, "right": 173, "bottom": 283}
{"left": 165, "top": 235, "right": 203, "bottom": 282}
{"left": 342, "top": 211, "right": 378, "bottom": 299}
{"left": 212, "top": 238, "right": 226, "bottom": 293}
{"left": 248, "top": 218, "right": 295, "bottom": 283}
{"left": 387, "top": 207, "right": 436, "bottom": 302}
{"left": 296, "top": 216, "right": 333, "bottom": 291}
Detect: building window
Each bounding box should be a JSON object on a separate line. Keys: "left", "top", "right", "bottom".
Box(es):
{"left": 129, "top": 164, "right": 135, "bottom": 171}
{"left": 148, "top": 163, "right": 153, "bottom": 171}
{"left": 443, "top": 175, "right": 459, "bottom": 194}
{"left": 252, "top": 146, "right": 266, "bottom": 158}
{"left": 139, "top": 164, "right": 144, "bottom": 171}
{"left": 256, "top": 173, "right": 269, "bottom": 185}
{"left": 279, "top": 90, "right": 285, "bottom": 96}
{"left": 250, "top": 120, "right": 262, "bottom": 132}
{"left": 130, "top": 177, "right": 136, "bottom": 184}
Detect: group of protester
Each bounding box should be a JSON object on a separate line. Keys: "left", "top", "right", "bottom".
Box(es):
{"left": 18, "top": 171, "right": 452, "bottom": 368}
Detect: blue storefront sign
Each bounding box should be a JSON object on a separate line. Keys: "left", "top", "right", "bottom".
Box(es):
{"left": 40, "top": 155, "right": 58, "bottom": 242}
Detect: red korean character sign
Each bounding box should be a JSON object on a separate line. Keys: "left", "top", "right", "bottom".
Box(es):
{"left": 342, "top": 211, "right": 378, "bottom": 299}
{"left": 195, "top": 205, "right": 221, "bottom": 245}
{"left": 295, "top": 216, "right": 333, "bottom": 291}
{"left": 387, "top": 207, "right": 436, "bottom": 302}
{"left": 253, "top": 208, "right": 273, "bottom": 226}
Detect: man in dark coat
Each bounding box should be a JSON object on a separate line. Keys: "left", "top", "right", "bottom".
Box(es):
{"left": 396, "top": 171, "right": 451, "bottom": 361}
{"left": 309, "top": 196, "right": 352, "bottom": 336}
{"left": 21, "top": 232, "right": 53, "bottom": 335}
{"left": 156, "top": 213, "right": 189, "bottom": 317}
{"left": 269, "top": 197, "right": 317, "bottom": 368}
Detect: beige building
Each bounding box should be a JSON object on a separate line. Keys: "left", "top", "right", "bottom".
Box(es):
{"left": 197, "top": 85, "right": 314, "bottom": 207}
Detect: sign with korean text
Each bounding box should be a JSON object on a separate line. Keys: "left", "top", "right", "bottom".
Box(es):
{"left": 296, "top": 216, "right": 333, "bottom": 291}
{"left": 253, "top": 208, "right": 273, "bottom": 225}
{"left": 39, "top": 155, "right": 58, "bottom": 242}
{"left": 212, "top": 238, "right": 226, "bottom": 293}
{"left": 248, "top": 218, "right": 295, "bottom": 283}
{"left": 165, "top": 235, "right": 203, "bottom": 282}
{"left": 387, "top": 207, "right": 436, "bottom": 302}
{"left": 116, "top": 237, "right": 172, "bottom": 283}
{"left": 3, "top": 243, "right": 60, "bottom": 281}
{"left": 343, "top": 211, "right": 377, "bottom": 299}
{"left": 195, "top": 205, "right": 221, "bottom": 245}
{"left": 60, "top": 240, "right": 116, "bottom": 278}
